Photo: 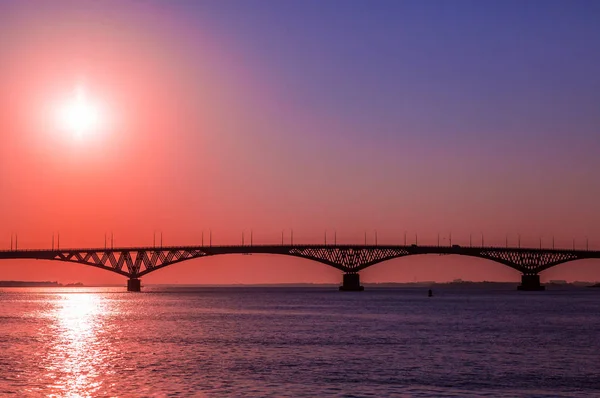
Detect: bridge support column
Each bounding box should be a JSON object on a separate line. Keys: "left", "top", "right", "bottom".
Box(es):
{"left": 127, "top": 278, "right": 141, "bottom": 292}
{"left": 517, "top": 274, "right": 545, "bottom": 291}
{"left": 339, "top": 273, "right": 364, "bottom": 291}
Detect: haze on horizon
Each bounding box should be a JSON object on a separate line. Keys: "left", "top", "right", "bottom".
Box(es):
{"left": 1, "top": 0, "right": 599, "bottom": 285}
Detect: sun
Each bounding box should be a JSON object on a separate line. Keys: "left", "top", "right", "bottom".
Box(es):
{"left": 57, "top": 86, "right": 102, "bottom": 138}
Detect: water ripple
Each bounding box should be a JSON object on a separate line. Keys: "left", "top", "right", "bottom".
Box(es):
{"left": 1, "top": 287, "right": 599, "bottom": 397}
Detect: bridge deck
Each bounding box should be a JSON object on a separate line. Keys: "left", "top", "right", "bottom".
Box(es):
{"left": 0, "top": 244, "right": 598, "bottom": 281}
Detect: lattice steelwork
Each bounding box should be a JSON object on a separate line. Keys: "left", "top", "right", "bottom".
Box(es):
{"left": 478, "top": 249, "right": 580, "bottom": 274}
{"left": 51, "top": 249, "right": 210, "bottom": 277}
{"left": 0, "top": 244, "right": 598, "bottom": 279}
{"left": 288, "top": 247, "right": 411, "bottom": 272}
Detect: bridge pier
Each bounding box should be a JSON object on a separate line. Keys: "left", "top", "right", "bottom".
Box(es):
{"left": 127, "top": 278, "right": 141, "bottom": 292}
{"left": 339, "top": 273, "right": 364, "bottom": 291}
{"left": 517, "top": 274, "right": 545, "bottom": 291}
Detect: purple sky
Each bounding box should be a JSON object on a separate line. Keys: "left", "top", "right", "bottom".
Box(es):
{"left": 0, "top": 0, "right": 599, "bottom": 284}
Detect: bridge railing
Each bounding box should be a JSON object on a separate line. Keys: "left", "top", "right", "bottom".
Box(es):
{"left": 0, "top": 244, "right": 598, "bottom": 254}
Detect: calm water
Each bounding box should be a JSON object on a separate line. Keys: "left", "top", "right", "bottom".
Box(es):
{"left": 1, "top": 286, "right": 599, "bottom": 397}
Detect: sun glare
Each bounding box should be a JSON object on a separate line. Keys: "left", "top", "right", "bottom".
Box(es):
{"left": 57, "top": 86, "right": 103, "bottom": 138}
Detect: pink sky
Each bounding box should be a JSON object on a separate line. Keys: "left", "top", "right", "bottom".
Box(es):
{"left": 1, "top": 1, "right": 599, "bottom": 285}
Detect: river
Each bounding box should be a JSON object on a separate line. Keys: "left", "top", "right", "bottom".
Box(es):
{"left": 1, "top": 286, "right": 599, "bottom": 397}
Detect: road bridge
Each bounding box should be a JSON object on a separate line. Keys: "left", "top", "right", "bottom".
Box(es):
{"left": 2, "top": 244, "right": 599, "bottom": 291}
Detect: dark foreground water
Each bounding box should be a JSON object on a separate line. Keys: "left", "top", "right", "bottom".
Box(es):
{"left": 1, "top": 286, "right": 599, "bottom": 397}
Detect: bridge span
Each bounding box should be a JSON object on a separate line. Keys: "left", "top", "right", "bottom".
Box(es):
{"left": 1, "top": 244, "right": 599, "bottom": 291}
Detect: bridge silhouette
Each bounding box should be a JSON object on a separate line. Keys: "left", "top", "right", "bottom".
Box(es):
{"left": 1, "top": 243, "right": 599, "bottom": 291}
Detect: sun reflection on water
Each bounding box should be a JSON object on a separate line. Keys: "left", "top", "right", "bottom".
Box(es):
{"left": 45, "top": 293, "right": 108, "bottom": 398}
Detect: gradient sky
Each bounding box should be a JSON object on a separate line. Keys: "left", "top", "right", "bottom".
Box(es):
{"left": 1, "top": 0, "right": 599, "bottom": 285}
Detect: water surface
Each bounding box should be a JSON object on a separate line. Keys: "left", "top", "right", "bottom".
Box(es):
{"left": 1, "top": 286, "right": 599, "bottom": 397}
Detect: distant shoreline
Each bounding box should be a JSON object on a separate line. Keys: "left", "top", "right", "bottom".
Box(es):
{"left": 2, "top": 281, "right": 599, "bottom": 288}
{"left": 0, "top": 281, "right": 85, "bottom": 288}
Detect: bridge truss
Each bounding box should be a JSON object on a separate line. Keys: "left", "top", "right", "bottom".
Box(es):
{"left": 1, "top": 244, "right": 598, "bottom": 291}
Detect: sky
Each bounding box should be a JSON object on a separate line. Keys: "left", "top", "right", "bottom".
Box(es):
{"left": 1, "top": 0, "right": 599, "bottom": 285}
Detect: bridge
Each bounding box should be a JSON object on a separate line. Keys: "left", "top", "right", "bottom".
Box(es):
{"left": 1, "top": 243, "right": 599, "bottom": 291}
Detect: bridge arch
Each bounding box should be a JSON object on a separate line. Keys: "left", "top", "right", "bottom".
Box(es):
{"left": 359, "top": 253, "right": 522, "bottom": 282}
{"left": 535, "top": 257, "right": 600, "bottom": 273}
{"left": 140, "top": 253, "right": 342, "bottom": 284}
{"left": 352, "top": 252, "right": 525, "bottom": 273}
{"left": 46, "top": 250, "right": 532, "bottom": 279}
{"left": 137, "top": 250, "right": 349, "bottom": 277}
{"left": 2, "top": 244, "right": 598, "bottom": 291}
{"left": 50, "top": 257, "right": 131, "bottom": 277}
{"left": 536, "top": 258, "right": 600, "bottom": 282}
